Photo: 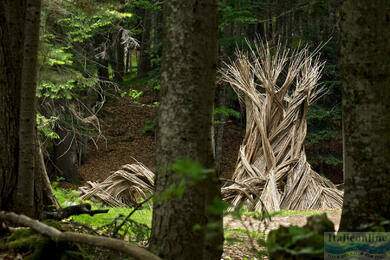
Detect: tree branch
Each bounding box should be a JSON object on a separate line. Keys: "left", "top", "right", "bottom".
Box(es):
{"left": 44, "top": 203, "right": 108, "bottom": 220}
{"left": 0, "top": 211, "right": 161, "bottom": 260}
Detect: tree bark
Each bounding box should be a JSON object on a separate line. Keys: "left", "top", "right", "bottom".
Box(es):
{"left": 137, "top": 8, "right": 152, "bottom": 78}
{"left": 16, "top": 0, "right": 42, "bottom": 218}
{"left": 150, "top": 0, "right": 222, "bottom": 259}
{"left": 54, "top": 128, "right": 82, "bottom": 183}
{"left": 339, "top": 0, "right": 390, "bottom": 231}
{"left": 114, "top": 30, "right": 125, "bottom": 82}
{"left": 0, "top": 0, "right": 53, "bottom": 219}
{"left": 0, "top": 0, "right": 26, "bottom": 213}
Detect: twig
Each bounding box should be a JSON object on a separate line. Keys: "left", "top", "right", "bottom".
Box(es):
{"left": 112, "top": 195, "right": 153, "bottom": 237}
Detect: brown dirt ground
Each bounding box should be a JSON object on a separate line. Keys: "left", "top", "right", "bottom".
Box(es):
{"left": 78, "top": 93, "right": 243, "bottom": 183}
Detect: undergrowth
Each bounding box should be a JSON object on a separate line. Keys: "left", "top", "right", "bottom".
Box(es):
{"left": 53, "top": 187, "right": 152, "bottom": 228}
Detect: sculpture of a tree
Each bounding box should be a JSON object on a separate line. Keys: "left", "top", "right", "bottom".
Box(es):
{"left": 221, "top": 42, "right": 343, "bottom": 211}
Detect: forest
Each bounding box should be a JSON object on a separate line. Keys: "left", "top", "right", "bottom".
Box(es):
{"left": 0, "top": 0, "right": 389, "bottom": 259}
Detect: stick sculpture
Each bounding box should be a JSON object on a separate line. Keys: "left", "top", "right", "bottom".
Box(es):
{"left": 220, "top": 42, "right": 343, "bottom": 211}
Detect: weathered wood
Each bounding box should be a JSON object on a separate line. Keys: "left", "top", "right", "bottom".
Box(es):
{"left": 221, "top": 42, "right": 343, "bottom": 211}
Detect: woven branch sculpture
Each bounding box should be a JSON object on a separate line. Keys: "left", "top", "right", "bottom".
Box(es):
{"left": 79, "top": 162, "right": 154, "bottom": 207}
{"left": 220, "top": 42, "right": 343, "bottom": 211}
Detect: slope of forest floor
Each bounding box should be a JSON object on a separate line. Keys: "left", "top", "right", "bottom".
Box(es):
{"left": 78, "top": 85, "right": 243, "bottom": 182}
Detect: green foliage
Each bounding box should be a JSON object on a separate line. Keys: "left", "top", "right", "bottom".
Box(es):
{"left": 308, "top": 154, "right": 342, "bottom": 167}
{"left": 36, "top": 0, "right": 139, "bottom": 149}
{"left": 120, "top": 89, "right": 143, "bottom": 99}
{"left": 213, "top": 107, "right": 240, "bottom": 119}
{"left": 133, "top": 0, "right": 162, "bottom": 11}
{"left": 141, "top": 117, "right": 158, "bottom": 135}
{"left": 305, "top": 129, "right": 339, "bottom": 146}
{"left": 267, "top": 214, "right": 335, "bottom": 260}
{"left": 54, "top": 4, "right": 133, "bottom": 43}
{"left": 52, "top": 187, "right": 152, "bottom": 228}
{"left": 267, "top": 225, "right": 324, "bottom": 260}
{"left": 225, "top": 228, "right": 265, "bottom": 245}
{"left": 218, "top": 0, "right": 265, "bottom": 28}
{"left": 36, "top": 114, "right": 59, "bottom": 139}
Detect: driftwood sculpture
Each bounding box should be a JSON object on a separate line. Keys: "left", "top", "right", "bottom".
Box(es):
{"left": 220, "top": 42, "right": 343, "bottom": 211}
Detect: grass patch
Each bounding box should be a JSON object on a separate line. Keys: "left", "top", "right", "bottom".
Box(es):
{"left": 242, "top": 209, "right": 341, "bottom": 218}
{"left": 121, "top": 72, "right": 150, "bottom": 88}
{"left": 53, "top": 187, "right": 152, "bottom": 228}
{"left": 225, "top": 228, "right": 265, "bottom": 245}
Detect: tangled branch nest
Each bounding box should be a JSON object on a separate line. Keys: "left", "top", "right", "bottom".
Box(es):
{"left": 220, "top": 41, "right": 343, "bottom": 211}
{"left": 79, "top": 162, "right": 154, "bottom": 207}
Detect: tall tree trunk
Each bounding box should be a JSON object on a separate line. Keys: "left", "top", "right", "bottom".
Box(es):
{"left": 16, "top": 0, "right": 42, "bottom": 218}
{"left": 114, "top": 30, "right": 125, "bottom": 82}
{"left": 138, "top": 8, "right": 152, "bottom": 78}
{"left": 0, "top": 0, "right": 26, "bottom": 213}
{"left": 214, "top": 85, "right": 227, "bottom": 177}
{"left": 125, "top": 50, "right": 130, "bottom": 73}
{"left": 0, "top": 0, "right": 53, "bottom": 219}
{"left": 150, "top": 0, "right": 222, "bottom": 259}
{"left": 339, "top": 0, "right": 390, "bottom": 231}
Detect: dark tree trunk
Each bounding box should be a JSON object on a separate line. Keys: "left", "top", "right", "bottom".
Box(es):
{"left": 150, "top": 0, "right": 222, "bottom": 259}
{"left": 54, "top": 128, "right": 82, "bottom": 184}
{"left": 138, "top": 8, "right": 152, "bottom": 78}
{"left": 0, "top": 0, "right": 26, "bottom": 213}
{"left": 0, "top": 0, "right": 52, "bottom": 219}
{"left": 114, "top": 30, "right": 125, "bottom": 82}
{"left": 98, "top": 59, "right": 110, "bottom": 83}
{"left": 339, "top": 0, "right": 390, "bottom": 231}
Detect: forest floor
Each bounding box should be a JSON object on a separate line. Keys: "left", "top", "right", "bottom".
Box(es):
{"left": 223, "top": 211, "right": 341, "bottom": 259}
{"left": 78, "top": 85, "right": 242, "bottom": 182}
{"left": 75, "top": 82, "right": 341, "bottom": 259}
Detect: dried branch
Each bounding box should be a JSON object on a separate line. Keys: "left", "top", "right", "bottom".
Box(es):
{"left": 0, "top": 211, "right": 161, "bottom": 260}
{"left": 44, "top": 203, "right": 108, "bottom": 220}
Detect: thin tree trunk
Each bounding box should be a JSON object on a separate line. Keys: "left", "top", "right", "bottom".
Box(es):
{"left": 125, "top": 50, "right": 130, "bottom": 73}
{"left": 339, "top": 0, "right": 390, "bottom": 231}
{"left": 214, "top": 85, "right": 227, "bottom": 176}
{"left": 138, "top": 8, "right": 152, "bottom": 78}
{"left": 114, "top": 30, "right": 125, "bottom": 82}
{"left": 150, "top": 0, "right": 221, "bottom": 259}
{"left": 54, "top": 128, "right": 82, "bottom": 183}
{"left": 37, "top": 139, "right": 60, "bottom": 210}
